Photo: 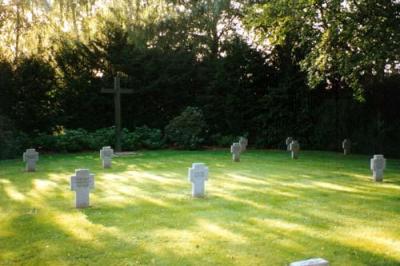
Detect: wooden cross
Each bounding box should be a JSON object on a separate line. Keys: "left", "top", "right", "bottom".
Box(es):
{"left": 101, "top": 75, "right": 134, "bottom": 152}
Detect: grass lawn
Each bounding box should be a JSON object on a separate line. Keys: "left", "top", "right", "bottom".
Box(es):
{"left": 0, "top": 150, "right": 400, "bottom": 265}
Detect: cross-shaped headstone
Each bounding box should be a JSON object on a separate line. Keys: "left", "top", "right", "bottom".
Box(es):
{"left": 231, "top": 142, "right": 241, "bottom": 162}
{"left": 286, "top": 137, "right": 293, "bottom": 151}
{"left": 370, "top": 154, "right": 386, "bottom": 182}
{"left": 290, "top": 140, "right": 300, "bottom": 159}
{"left": 101, "top": 75, "right": 134, "bottom": 152}
{"left": 239, "top": 137, "right": 248, "bottom": 152}
{"left": 188, "top": 163, "right": 209, "bottom": 197}
{"left": 342, "top": 139, "right": 351, "bottom": 155}
{"left": 100, "top": 146, "right": 114, "bottom": 168}
{"left": 23, "top": 148, "right": 39, "bottom": 172}
{"left": 71, "top": 169, "right": 95, "bottom": 208}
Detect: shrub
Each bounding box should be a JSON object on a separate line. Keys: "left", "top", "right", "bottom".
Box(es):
{"left": 165, "top": 107, "right": 207, "bottom": 149}
{"left": 210, "top": 134, "right": 238, "bottom": 147}
{"left": 34, "top": 133, "right": 58, "bottom": 151}
{"left": 88, "top": 127, "right": 116, "bottom": 150}
{"left": 56, "top": 129, "right": 90, "bottom": 152}
{"left": 134, "top": 126, "right": 164, "bottom": 149}
{"left": 122, "top": 126, "right": 164, "bottom": 150}
{"left": 122, "top": 128, "right": 140, "bottom": 150}
{"left": 0, "top": 115, "right": 29, "bottom": 159}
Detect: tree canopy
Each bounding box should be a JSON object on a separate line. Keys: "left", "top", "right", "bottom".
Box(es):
{"left": 245, "top": 0, "right": 400, "bottom": 98}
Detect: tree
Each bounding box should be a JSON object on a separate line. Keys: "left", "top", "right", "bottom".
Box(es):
{"left": 245, "top": 0, "right": 400, "bottom": 99}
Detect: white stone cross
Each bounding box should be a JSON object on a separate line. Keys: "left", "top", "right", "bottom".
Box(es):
{"left": 188, "top": 163, "right": 209, "bottom": 197}
{"left": 71, "top": 169, "right": 95, "bottom": 208}
{"left": 23, "top": 148, "right": 39, "bottom": 172}
{"left": 231, "top": 142, "right": 241, "bottom": 162}
{"left": 239, "top": 137, "right": 248, "bottom": 152}
{"left": 100, "top": 146, "right": 114, "bottom": 168}
{"left": 370, "top": 154, "right": 386, "bottom": 182}
{"left": 290, "top": 258, "right": 329, "bottom": 266}
{"left": 286, "top": 137, "right": 293, "bottom": 151}
{"left": 342, "top": 139, "right": 351, "bottom": 155}
{"left": 290, "top": 140, "right": 300, "bottom": 159}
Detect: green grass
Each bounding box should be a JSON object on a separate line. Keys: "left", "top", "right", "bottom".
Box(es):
{"left": 1, "top": 150, "right": 400, "bottom": 266}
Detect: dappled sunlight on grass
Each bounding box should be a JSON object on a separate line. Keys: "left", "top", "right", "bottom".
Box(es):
{"left": 0, "top": 150, "right": 400, "bottom": 265}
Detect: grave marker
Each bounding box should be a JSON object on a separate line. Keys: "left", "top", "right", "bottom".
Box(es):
{"left": 290, "top": 140, "right": 300, "bottom": 159}
{"left": 188, "top": 163, "right": 209, "bottom": 197}
{"left": 342, "top": 139, "right": 351, "bottom": 155}
{"left": 71, "top": 169, "right": 95, "bottom": 208}
{"left": 23, "top": 148, "right": 39, "bottom": 172}
{"left": 286, "top": 137, "right": 293, "bottom": 151}
{"left": 231, "top": 142, "right": 241, "bottom": 162}
{"left": 290, "top": 258, "right": 329, "bottom": 266}
{"left": 370, "top": 154, "right": 386, "bottom": 182}
{"left": 239, "top": 137, "right": 248, "bottom": 152}
{"left": 100, "top": 146, "right": 114, "bottom": 168}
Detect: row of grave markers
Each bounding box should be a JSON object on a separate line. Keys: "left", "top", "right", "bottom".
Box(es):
{"left": 22, "top": 138, "right": 387, "bottom": 208}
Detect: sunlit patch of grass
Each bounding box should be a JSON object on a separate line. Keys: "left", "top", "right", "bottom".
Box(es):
{"left": 0, "top": 150, "right": 400, "bottom": 265}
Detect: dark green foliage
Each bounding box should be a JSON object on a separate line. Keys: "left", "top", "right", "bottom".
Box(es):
{"left": 165, "top": 107, "right": 207, "bottom": 149}
{"left": 0, "top": 116, "right": 29, "bottom": 159}
{"left": 209, "top": 134, "right": 238, "bottom": 147}
{"left": 88, "top": 127, "right": 116, "bottom": 150}
{"left": 0, "top": 126, "right": 164, "bottom": 158}
{"left": 0, "top": 57, "right": 59, "bottom": 133}
{"left": 132, "top": 126, "right": 164, "bottom": 150}
{"left": 55, "top": 129, "right": 91, "bottom": 152}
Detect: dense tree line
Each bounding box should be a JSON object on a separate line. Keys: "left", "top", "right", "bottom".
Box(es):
{"left": 0, "top": 0, "right": 399, "bottom": 157}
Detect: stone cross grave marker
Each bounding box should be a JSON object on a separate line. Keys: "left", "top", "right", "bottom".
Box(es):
{"left": 23, "top": 148, "right": 39, "bottom": 172}
{"left": 290, "top": 258, "right": 329, "bottom": 266}
{"left": 342, "top": 139, "right": 351, "bottom": 155}
{"left": 101, "top": 74, "right": 134, "bottom": 152}
{"left": 71, "top": 169, "right": 95, "bottom": 208}
{"left": 188, "top": 163, "right": 209, "bottom": 197}
{"left": 286, "top": 137, "right": 293, "bottom": 151}
{"left": 290, "top": 140, "right": 300, "bottom": 159}
{"left": 231, "top": 142, "right": 241, "bottom": 162}
{"left": 239, "top": 137, "right": 248, "bottom": 152}
{"left": 370, "top": 154, "right": 386, "bottom": 182}
{"left": 100, "top": 146, "right": 114, "bottom": 168}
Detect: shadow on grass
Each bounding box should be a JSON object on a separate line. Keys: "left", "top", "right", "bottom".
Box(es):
{"left": 0, "top": 150, "right": 400, "bottom": 265}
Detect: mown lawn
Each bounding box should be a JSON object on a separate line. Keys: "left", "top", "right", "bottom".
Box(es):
{"left": 0, "top": 150, "right": 399, "bottom": 265}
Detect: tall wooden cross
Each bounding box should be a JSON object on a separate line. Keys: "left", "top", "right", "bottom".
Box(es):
{"left": 101, "top": 75, "right": 134, "bottom": 152}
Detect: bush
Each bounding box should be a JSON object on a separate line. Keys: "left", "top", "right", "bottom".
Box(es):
{"left": 165, "top": 107, "right": 207, "bottom": 149}
{"left": 88, "top": 127, "right": 116, "bottom": 150}
{"left": 55, "top": 129, "right": 90, "bottom": 152}
{"left": 134, "top": 126, "right": 164, "bottom": 149}
{"left": 0, "top": 115, "right": 29, "bottom": 159}
{"left": 122, "top": 130, "right": 140, "bottom": 150}
{"left": 122, "top": 126, "right": 164, "bottom": 150}
{"left": 210, "top": 134, "right": 238, "bottom": 147}
{"left": 33, "top": 133, "right": 57, "bottom": 151}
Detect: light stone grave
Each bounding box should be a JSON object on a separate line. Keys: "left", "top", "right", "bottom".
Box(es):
{"left": 71, "top": 169, "right": 95, "bottom": 208}
{"left": 286, "top": 137, "right": 293, "bottom": 151}
{"left": 370, "top": 154, "right": 386, "bottom": 182}
{"left": 23, "top": 148, "right": 39, "bottom": 172}
{"left": 290, "top": 258, "right": 329, "bottom": 266}
{"left": 290, "top": 140, "right": 300, "bottom": 159}
{"left": 188, "top": 163, "right": 208, "bottom": 197}
{"left": 239, "top": 137, "right": 248, "bottom": 152}
{"left": 342, "top": 139, "right": 351, "bottom": 155}
{"left": 100, "top": 146, "right": 114, "bottom": 168}
{"left": 231, "top": 142, "right": 241, "bottom": 162}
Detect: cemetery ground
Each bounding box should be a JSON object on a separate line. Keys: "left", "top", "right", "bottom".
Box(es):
{"left": 0, "top": 150, "right": 400, "bottom": 266}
